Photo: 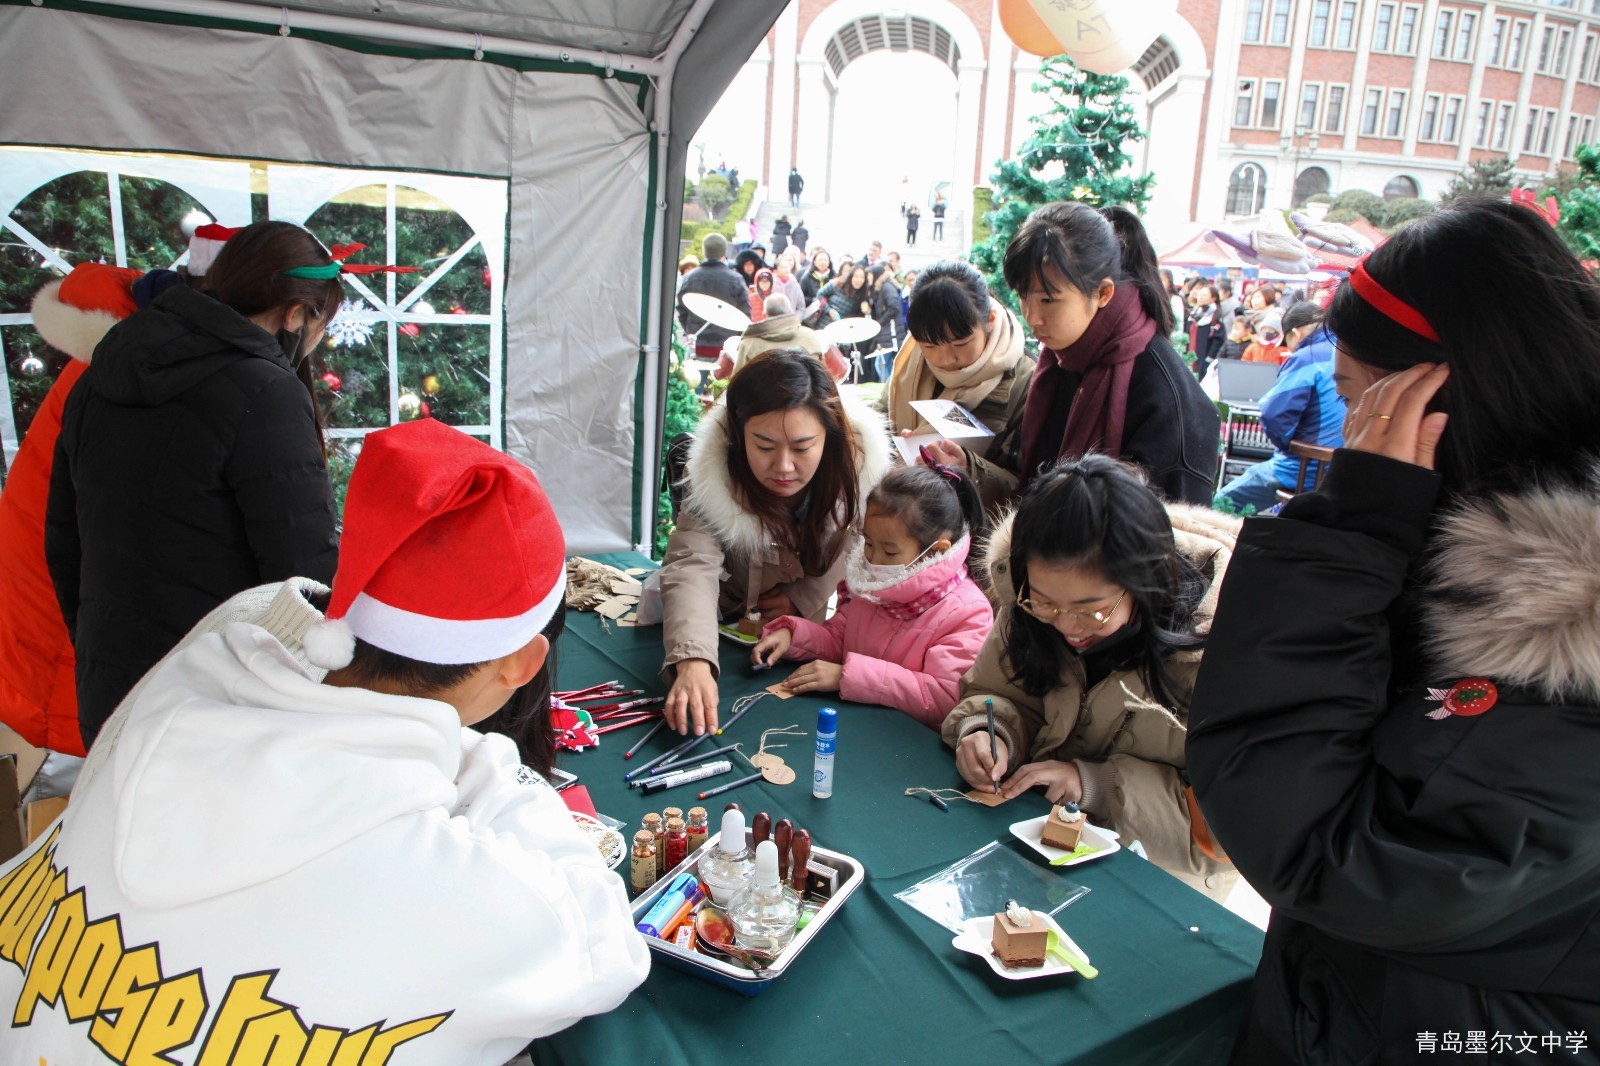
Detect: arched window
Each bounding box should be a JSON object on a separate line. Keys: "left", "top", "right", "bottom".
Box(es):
{"left": 1383, "top": 174, "right": 1421, "bottom": 200}
{"left": 1292, "top": 166, "right": 1331, "bottom": 207}
{"left": 2, "top": 164, "right": 212, "bottom": 449}
{"left": 1225, "top": 162, "right": 1268, "bottom": 216}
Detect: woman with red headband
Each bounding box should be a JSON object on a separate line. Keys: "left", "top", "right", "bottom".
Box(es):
{"left": 1188, "top": 197, "right": 1600, "bottom": 1060}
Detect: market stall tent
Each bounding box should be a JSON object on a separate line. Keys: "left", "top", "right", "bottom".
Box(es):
{"left": 0, "top": 0, "right": 785, "bottom": 552}
{"left": 1158, "top": 229, "right": 1251, "bottom": 272}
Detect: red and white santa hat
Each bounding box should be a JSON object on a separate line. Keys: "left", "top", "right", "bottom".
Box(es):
{"left": 302, "top": 419, "right": 567, "bottom": 670}
{"left": 29, "top": 262, "right": 143, "bottom": 362}
{"left": 187, "top": 222, "right": 244, "bottom": 277}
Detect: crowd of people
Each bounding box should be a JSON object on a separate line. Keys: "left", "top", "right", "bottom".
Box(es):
{"left": 663, "top": 195, "right": 1600, "bottom": 1058}
{"left": 678, "top": 227, "right": 920, "bottom": 383}
{"left": 1, "top": 193, "right": 1597, "bottom": 1064}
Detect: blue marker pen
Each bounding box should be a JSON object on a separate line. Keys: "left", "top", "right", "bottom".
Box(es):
{"left": 636, "top": 872, "right": 704, "bottom": 939}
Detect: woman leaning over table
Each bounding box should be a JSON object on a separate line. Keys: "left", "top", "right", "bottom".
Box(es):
{"left": 943, "top": 455, "right": 1240, "bottom": 900}
{"left": 660, "top": 351, "right": 891, "bottom": 736}
{"left": 1186, "top": 198, "right": 1600, "bottom": 1062}
{"left": 882, "top": 260, "right": 1035, "bottom": 513}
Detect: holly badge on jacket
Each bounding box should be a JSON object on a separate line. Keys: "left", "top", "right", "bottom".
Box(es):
{"left": 1423, "top": 678, "right": 1499, "bottom": 720}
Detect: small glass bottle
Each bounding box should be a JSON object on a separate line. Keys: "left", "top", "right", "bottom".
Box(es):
{"left": 629, "top": 831, "right": 658, "bottom": 894}
{"left": 641, "top": 813, "right": 664, "bottom": 880}
{"left": 700, "top": 808, "right": 756, "bottom": 906}
{"left": 685, "top": 806, "right": 710, "bottom": 855}
{"left": 728, "top": 839, "right": 802, "bottom": 955}
{"left": 663, "top": 816, "right": 689, "bottom": 872}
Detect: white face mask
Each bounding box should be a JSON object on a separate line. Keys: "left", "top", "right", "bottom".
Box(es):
{"left": 846, "top": 540, "right": 940, "bottom": 599}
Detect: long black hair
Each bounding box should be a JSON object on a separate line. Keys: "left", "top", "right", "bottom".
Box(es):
{"left": 906, "top": 260, "right": 991, "bottom": 346}
{"left": 206, "top": 220, "right": 343, "bottom": 453}
{"left": 867, "top": 464, "right": 988, "bottom": 547}
{"left": 1004, "top": 456, "right": 1204, "bottom": 710}
{"left": 1002, "top": 202, "right": 1174, "bottom": 334}
{"left": 1327, "top": 197, "right": 1600, "bottom": 495}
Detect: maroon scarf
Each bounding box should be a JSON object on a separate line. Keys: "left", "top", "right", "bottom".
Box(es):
{"left": 1017, "top": 284, "right": 1157, "bottom": 485}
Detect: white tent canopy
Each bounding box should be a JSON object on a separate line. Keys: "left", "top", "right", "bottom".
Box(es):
{"left": 0, "top": 0, "right": 783, "bottom": 551}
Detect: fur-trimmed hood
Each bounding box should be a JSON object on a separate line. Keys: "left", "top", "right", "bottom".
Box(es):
{"left": 680, "top": 395, "right": 892, "bottom": 558}
{"left": 982, "top": 502, "right": 1243, "bottom": 641}
{"left": 1422, "top": 472, "right": 1600, "bottom": 704}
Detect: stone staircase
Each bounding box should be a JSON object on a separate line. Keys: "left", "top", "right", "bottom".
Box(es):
{"left": 750, "top": 198, "right": 969, "bottom": 270}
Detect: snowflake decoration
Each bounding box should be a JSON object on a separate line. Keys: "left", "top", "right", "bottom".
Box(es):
{"left": 325, "top": 300, "right": 377, "bottom": 348}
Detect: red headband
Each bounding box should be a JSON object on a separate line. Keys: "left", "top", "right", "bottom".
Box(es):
{"left": 1347, "top": 263, "right": 1439, "bottom": 343}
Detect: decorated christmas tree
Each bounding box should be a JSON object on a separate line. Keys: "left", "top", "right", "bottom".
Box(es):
{"left": 2, "top": 172, "right": 207, "bottom": 440}
{"left": 970, "top": 57, "right": 1154, "bottom": 316}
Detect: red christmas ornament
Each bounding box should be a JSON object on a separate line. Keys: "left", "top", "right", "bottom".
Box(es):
{"left": 482, "top": 267, "right": 493, "bottom": 288}
{"left": 398, "top": 322, "right": 421, "bottom": 337}
{"left": 419, "top": 401, "right": 431, "bottom": 418}
{"left": 321, "top": 371, "right": 342, "bottom": 391}
{"left": 1424, "top": 678, "right": 1499, "bottom": 720}
{"left": 450, "top": 305, "right": 467, "bottom": 316}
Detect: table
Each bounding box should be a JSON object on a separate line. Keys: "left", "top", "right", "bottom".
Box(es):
{"left": 534, "top": 555, "right": 1263, "bottom": 1066}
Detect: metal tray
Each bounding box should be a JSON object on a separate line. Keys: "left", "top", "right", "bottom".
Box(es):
{"left": 630, "top": 829, "right": 864, "bottom": 995}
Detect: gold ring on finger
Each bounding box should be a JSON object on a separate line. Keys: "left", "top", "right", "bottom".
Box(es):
{"left": 1369, "top": 413, "right": 1394, "bottom": 421}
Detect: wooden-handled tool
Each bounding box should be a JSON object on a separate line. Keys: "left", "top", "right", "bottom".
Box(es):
{"left": 789, "top": 829, "right": 811, "bottom": 895}
{"left": 775, "top": 818, "right": 793, "bottom": 880}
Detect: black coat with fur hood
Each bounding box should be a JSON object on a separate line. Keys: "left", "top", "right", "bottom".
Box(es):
{"left": 1187, "top": 450, "right": 1600, "bottom": 1063}
{"left": 45, "top": 285, "right": 338, "bottom": 747}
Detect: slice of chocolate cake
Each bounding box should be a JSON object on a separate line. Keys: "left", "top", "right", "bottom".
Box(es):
{"left": 991, "top": 901, "right": 1048, "bottom": 969}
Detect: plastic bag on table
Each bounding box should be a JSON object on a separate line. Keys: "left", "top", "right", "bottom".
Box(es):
{"left": 894, "top": 841, "right": 1089, "bottom": 934}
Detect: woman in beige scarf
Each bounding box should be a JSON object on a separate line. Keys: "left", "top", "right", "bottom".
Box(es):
{"left": 884, "top": 260, "right": 1035, "bottom": 510}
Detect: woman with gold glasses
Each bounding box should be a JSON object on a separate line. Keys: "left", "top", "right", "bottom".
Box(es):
{"left": 940, "top": 455, "right": 1240, "bottom": 900}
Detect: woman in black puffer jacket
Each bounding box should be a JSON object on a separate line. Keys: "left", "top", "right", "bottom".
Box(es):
{"left": 46, "top": 221, "right": 342, "bottom": 746}
{"left": 1188, "top": 199, "right": 1600, "bottom": 1064}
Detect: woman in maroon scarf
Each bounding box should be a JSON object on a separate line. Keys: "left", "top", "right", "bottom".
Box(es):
{"left": 1003, "top": 203, "right": 1219, "bottom": 504}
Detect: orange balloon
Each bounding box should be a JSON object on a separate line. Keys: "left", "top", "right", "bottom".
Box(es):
{"left": 999, "top": 0, "right": 1064, "bottom": 57}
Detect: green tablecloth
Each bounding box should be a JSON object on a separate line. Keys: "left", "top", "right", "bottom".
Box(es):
{"left": 534, "top": 555, "right": 1263, "bottom": 1066}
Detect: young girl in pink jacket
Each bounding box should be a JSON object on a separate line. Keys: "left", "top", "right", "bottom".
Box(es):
{"left": 753, "top": 463, "right": 993, "bottom": 728}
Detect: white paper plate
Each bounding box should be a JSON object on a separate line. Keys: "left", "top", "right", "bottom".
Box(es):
{"left": 951, "top": 913, "right": 1091, "bottom": 981}
{"left": 1008, "top": 813, "right": 1121, "bottom": 868}
{"left": 717, "top": 623, "right": 760, "bottom": 646}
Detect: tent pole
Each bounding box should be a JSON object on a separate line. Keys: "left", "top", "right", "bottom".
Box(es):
{"left": 83, "top": 0, "right": 666, "bottom": 76}
{"left": 636, "top": 0, "right": 719, "bottom": 553}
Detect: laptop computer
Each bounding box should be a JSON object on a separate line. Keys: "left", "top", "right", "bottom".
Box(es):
{"left": 1214, "top": 359, "right": 1281, "bottom": 407}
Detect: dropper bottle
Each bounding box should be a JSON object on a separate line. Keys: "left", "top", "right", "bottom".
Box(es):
{"left": 699, "top": 807, "right": 756, "bottom": 906}
{"left": 728, "top": 839, "right": 802, "bottom": 954}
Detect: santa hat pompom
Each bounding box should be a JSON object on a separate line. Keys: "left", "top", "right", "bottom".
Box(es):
{"left": 30, "top": 264, "right": 143, "bottom": 363}
{"left": 302, "top": 617, "right": 355, "bottom": 671}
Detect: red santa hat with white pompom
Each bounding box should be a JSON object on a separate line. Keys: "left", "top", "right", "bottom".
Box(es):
{"left": 302, "top": 418, "right": 567, "bottom": 671}
{"left": 187, "top": 222, "right": 245, "bottom": 277}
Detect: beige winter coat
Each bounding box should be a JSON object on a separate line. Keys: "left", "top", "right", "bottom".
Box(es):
{"left": 660, "top": 398, "right": 892, "bottom": 681}
{"left": 941, "top": 504, "right": 1242, "bottom": 900}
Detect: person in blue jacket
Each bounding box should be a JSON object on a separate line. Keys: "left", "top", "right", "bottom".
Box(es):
{"left": 1214, "top": 300, "right": 1344, "bottom": 512}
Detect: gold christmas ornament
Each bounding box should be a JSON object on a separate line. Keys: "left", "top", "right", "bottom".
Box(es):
{"left": 398, "top": 392, "right": 423, "bottom": 420}
{"left": 422, "top": 374, "right": 441, "bottom": 395}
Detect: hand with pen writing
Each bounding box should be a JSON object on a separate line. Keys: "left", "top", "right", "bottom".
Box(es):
{"left": 955, "top": 732, "right": 1008, "bottom": 794}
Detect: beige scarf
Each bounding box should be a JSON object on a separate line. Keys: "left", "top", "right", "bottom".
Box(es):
{"left": 888, "top": 298, "right": 1025, "bottom": 433}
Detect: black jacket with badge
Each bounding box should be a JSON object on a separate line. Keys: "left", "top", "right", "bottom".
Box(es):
{"left": 45, "top": 284, "right": 338, "bottom": 745}
{"left": 1187, "top": 450, "right": 1600, "bottom": 1064}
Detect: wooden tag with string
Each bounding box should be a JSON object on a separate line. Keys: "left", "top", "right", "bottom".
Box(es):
{"left": 741, "top": 725, "right": 806, "bottom": 785}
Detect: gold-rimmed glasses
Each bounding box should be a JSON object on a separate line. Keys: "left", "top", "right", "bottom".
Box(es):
{"left": 1016, "top": 584, "right": 1128, "bottom": 631}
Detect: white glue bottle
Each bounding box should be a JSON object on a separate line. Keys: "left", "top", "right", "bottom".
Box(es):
{"left": 813, "top": 706, "right": 837, "bottom": 799}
